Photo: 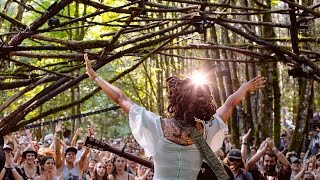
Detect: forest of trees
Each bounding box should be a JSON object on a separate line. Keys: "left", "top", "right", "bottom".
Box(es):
{"left": 0, "top": 0, "right": 319, "bottom": 153}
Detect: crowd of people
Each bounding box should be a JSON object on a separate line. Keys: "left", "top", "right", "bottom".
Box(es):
{"left": 0, "top": 124, "right": 154, "bottom": 180}
{"left": 1, "top": 122, "right": 319, "bottom": 180}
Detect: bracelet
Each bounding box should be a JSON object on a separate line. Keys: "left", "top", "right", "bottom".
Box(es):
{"left": 241, "top": 143, "right": 247, "bottom": 145}
{"left": 95, "top": 76, "right": 103, "bottom": 82}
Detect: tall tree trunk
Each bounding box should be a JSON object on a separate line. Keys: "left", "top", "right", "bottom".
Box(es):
{"left": 272, "top": 63, "right": 281, "bottom": 147}
{"left": 289, "top": 79, "right": 313, "bottom": 152}
{"left": 257, "top": 0, "right": 277, "bottom": 140}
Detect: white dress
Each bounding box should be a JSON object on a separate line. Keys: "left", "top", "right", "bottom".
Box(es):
{"left": 129, "top": 104, "right": 226, "bottom": 180}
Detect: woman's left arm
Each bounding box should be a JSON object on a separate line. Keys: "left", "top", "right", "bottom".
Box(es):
{"left": 216, "top": 76, "right": 266, "bottom": 123}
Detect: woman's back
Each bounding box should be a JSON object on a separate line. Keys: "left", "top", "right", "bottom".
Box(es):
{"left": 129, "top": 104, "right": 226, "bottom": 180}
{"left": 154, "top": 132, "right": 202, "bottom": 179}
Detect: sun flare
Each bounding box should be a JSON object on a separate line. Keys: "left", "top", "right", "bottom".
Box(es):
{"left": 190, "top": 72, "right": 208, "bottom": 85}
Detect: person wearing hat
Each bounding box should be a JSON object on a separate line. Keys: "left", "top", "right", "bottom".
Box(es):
{"left": 76, "top": 139, "right": 85, "bottom": 162}
{"left": 0, "top": 144, "right": 23, "bottom": 180}
{"left": 286, "top": 151, "right": 298, "bottom": 163}
{"left": 55, "top": 122, "right": 90, "bottom": 180}
{"left": 16, "top": 146, "right": 41, "bottom": 180}
{"left": 225, "top": 149, "right": 253, "bottom": 180}
{"left": 290, "top": 157, "right": 302, "bottom": 180}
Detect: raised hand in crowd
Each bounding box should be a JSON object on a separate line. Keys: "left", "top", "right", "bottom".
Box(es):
{"left": 24, "top": 129, "right": 37, "bottom": 151}
{"left": 88, "top": 122, "right": 96, "bottom": 137}
{"left": 242, "top": 129, "right": 252, "bottom": 143}
{"left": 55, "top": 121, "right": 62, "bottom": 133}
{"left": 247, "top": 137, "right": 290, "bottom": 169}
{"left": 241, "top": 128, "right": 251, "bottom": 161}
{"left": 25, "top": 129, "right": 32, "bottom": 142}
{"left": 137, "top": 168, "right": 153, "bottom": 180}
{"left": 266, "top": 138, "right": 276, "bottom": 151}
{"left": 13, "top": 131, "right": 30, "bottom": 166}
{"left": 71, "top": 128, "right": 82, "bottom": 147}
{"left": 75, "top": 128, "right": 82, "bottom": 136}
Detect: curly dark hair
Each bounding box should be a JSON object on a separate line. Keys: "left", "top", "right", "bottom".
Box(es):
{"left": 166, "top": 76, "right": 216, "bottom": 126}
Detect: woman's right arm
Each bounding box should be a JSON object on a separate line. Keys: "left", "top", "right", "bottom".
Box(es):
{"left": 84, "top": 54, "right": 134, "bottom": 114}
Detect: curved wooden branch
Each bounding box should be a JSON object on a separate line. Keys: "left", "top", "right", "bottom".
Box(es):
{"left": 0, "top": 76, "right": 60, "bottom": 90}
{"left": 100, "top": 21, "right": 169, "bottom": 37}
{"left": 129, "top": 5, "right": 198, "bottom": 13}
{"left": 10, "top": 52, "right": 86, "bottom": 59}
{"left": 0, "top": 12, "right": 27, "bottom": 28}
{"left": 0, "top": 76, "right": 70, "bottom": 129}
{"left": 4, "top": 57, "right": 75, "bottom": 79}
{"left": 14, "top": 87, "right": 101, "bottom": 130}
{"left": 0, "top": 75, "right": 54, "bottom": 112}
{"left": 117, "top": 21, "right": 189, "bottom": 48}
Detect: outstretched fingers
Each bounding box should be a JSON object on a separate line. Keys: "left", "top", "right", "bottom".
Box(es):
{"left": 251, "top": 76, "right": 266, "bottom": 89}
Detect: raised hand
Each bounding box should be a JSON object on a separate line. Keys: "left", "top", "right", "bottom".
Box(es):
{"left": 75, "top": 128, "right": 82, "bottom": 136}
{"left": 88, "top": 122, "right": 96, "bottom": 137}
{"left": 55, "top": 121, "right": 62, "bottom": 133}
{"left": 84, "top": 53, "right": 97, "bottom": 80}
{"left": 243, "top": 76, "right": 266, "bottom": 93}
{"left": 266, "top": 138, "right": 276, "bottom": 151}
{"left": 4, "top": 151, "right": 14, "bottom": 167}
{"left": 25, "top": 129, "right": 33, "bottom": 141}
{"left": 242, "top": 128, "right": 252, "bottom": 142}
{"left": 259, "top": 140, "right": 267, "bottom": 151}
